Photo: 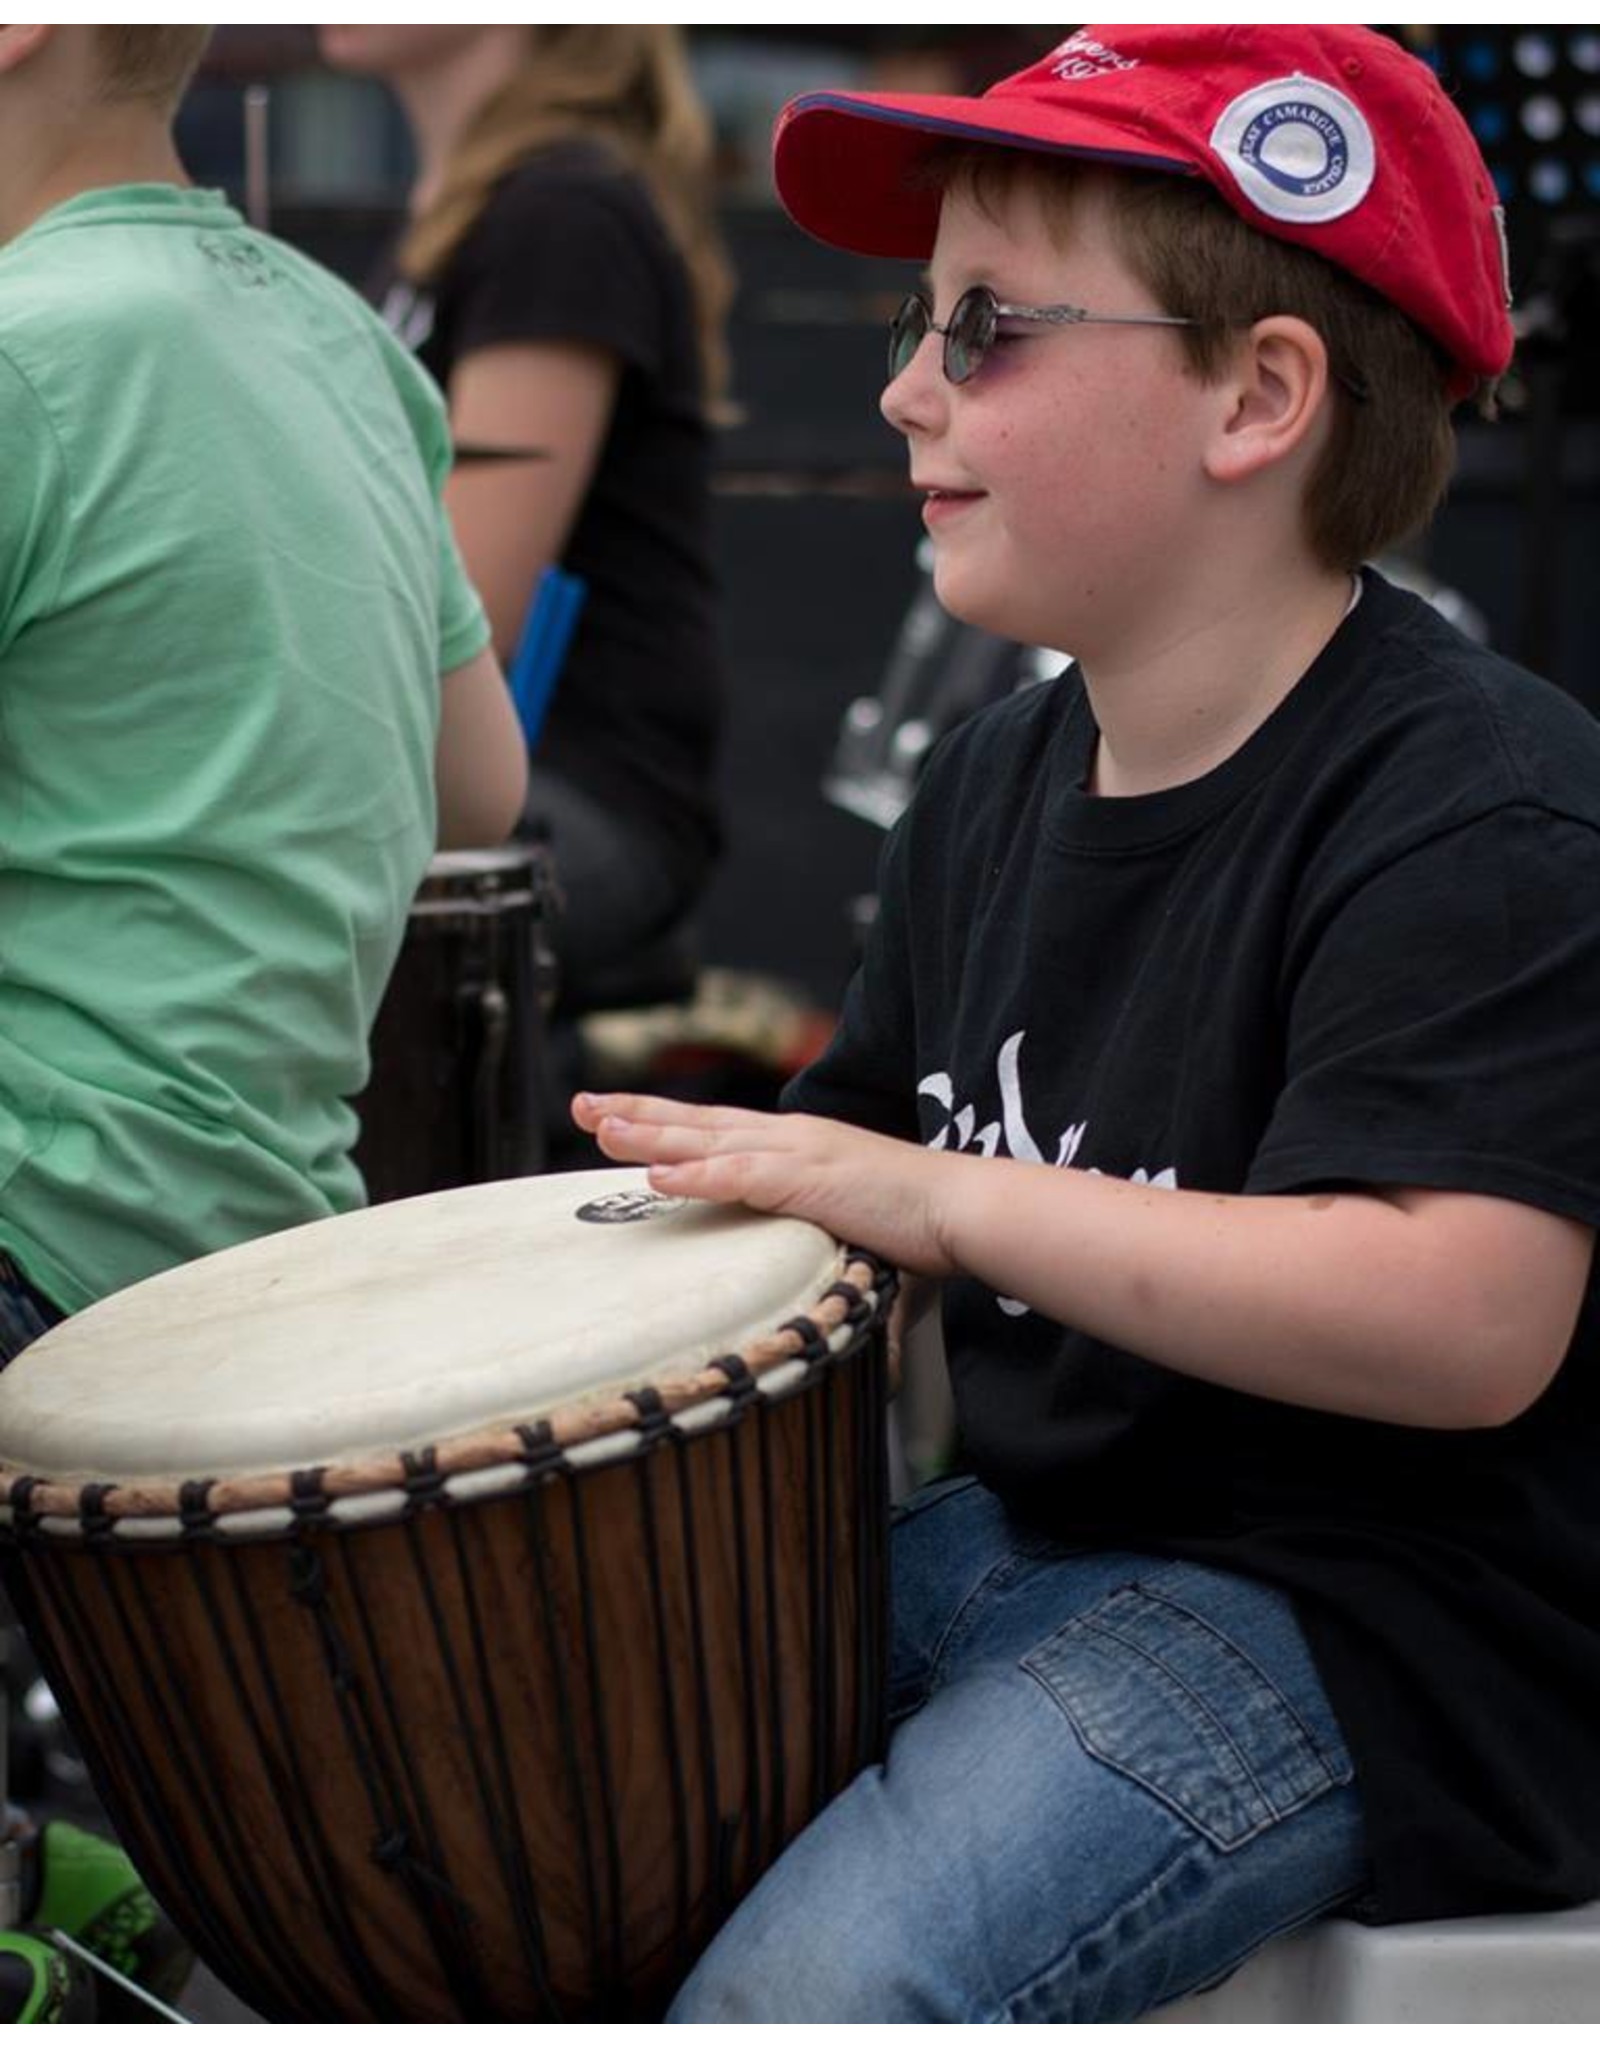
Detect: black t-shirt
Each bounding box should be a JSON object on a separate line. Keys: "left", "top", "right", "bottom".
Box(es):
{"left": 789, "top": 570, "right": 1600, "bottom": 1924}
{"left": 381, "top": 141, "right": 723, "bottom": 892}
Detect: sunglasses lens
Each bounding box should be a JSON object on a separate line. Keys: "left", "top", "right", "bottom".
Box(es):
{"left": 944, "top": 289, "right": 992, "bottom": 385}
{"left": 888, "top": 295, "right": 929, "bottom": 380}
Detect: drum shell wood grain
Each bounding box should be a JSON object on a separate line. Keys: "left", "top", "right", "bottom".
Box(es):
{"left": 2, "top": 1335, "right": 888, "bottom": 2022}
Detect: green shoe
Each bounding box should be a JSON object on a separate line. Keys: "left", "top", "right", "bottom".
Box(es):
{"left": 25, "top": 1820, "right": 192, "bottom": 2018}
{"left": 0, "top": 1930, "right": 96, "bottom": 2022}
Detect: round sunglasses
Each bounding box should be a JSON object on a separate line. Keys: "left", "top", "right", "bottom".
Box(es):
{"left": 888, "top": 285, "right": 1199, "bottom": 386}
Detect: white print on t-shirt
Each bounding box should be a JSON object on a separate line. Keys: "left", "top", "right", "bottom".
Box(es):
{"left": 918, "top": 1029, "right": 1177, "bottom": 1318}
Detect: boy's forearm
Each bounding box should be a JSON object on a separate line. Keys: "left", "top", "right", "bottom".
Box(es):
{"left": 574, "top": 1091, "right": 1586, "bottom": 1432}
{"left": 933, "top": 1152, "right": 1586, "bottom": 1431}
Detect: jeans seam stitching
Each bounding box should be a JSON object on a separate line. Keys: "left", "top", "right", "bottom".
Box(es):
{"left": 1130, "top": 1582, "right": 1350, "bottom": 1783}
{"left": 1132, "top": 1584, "right": 1353, "bottom": 1788}
{"left": 1023, "top": 1650, "right": 1277, "bottom": 1853}
{"left": 1024, "top": 1597, "right": 1345, "bottom": 1845}
{"left": 1001, "top": 1851, "right": 1367, "bottom": 2023}
{"left": 927, "top": 1548, "right": 1047, "bottom": 1692}
{"left": 1084, "top": 1610, "right": 1286, "bottom": 1820}
{"left": 997, "top": 1833, "right": 1207, "bottom": 2022}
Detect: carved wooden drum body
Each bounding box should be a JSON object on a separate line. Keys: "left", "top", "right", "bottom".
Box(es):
{"left": 0, "top": 1171, "right": 894, "bottom": 2020}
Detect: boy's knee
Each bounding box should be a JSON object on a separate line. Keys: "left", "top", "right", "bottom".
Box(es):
{"left": 668, "top": 1914, "right": 877, "bottom": 2024}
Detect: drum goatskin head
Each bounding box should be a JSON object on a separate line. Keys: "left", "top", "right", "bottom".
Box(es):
{"left": 0, "top": 1169, "right": 844, "bottom": 1483}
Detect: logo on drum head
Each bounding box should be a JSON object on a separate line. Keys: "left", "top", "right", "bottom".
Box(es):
{"left": 1211, "top": 77, "right": 1375, "bottom": 225}
{"left": 575, "top": 1190, "right": 687, "bottom": 1225}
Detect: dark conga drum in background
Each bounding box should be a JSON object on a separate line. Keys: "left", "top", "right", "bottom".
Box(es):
{"left": 0, "top": 1171, "right": 894, "bottom": 2021}
{"left": 353, "top": 843, "right": 559, "bottom": 1202}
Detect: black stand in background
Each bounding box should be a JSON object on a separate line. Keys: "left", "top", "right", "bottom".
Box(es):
{"left": 1514, "top": 218, "right": 1600, "bottom": 683}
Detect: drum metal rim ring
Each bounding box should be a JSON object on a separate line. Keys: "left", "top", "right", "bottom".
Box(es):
{"left": 403, "top": 887, "right": 542, "bottom": 921}
{"left": 0, "top": 1251, "right": 896, "bottom": 1544}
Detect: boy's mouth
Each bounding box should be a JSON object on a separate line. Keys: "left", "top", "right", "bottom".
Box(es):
{"left": 919, "top": 484, "right": 986, "bottom": 525}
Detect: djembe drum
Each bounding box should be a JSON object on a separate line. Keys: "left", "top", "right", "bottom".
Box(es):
{"left": 0, "top": 1172, "right": 894, "bottom": 2021}
{"left": 352, "top": 844, "right": 560, "bottom": 1203}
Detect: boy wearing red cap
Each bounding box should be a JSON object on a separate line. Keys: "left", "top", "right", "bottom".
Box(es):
{"left": 576, "top": 26, "right": 1600, "bottom": 2021}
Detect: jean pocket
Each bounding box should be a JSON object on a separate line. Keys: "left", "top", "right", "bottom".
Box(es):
{"left": 1023, "top": 1579, "right": 1351, "bottom": 1854}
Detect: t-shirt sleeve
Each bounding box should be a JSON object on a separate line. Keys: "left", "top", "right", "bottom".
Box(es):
{"left": 448, "top": 165, "right": 667, "bottom": 376}
{"left": 372, "top": 327, "right": 490, "bottom": 674}
{"left": 0, "top": 351, "right": 70, "bottom": 659}
{"left": 433, "top": 512, "right": 491, "bottom": 675}
{"left": 1248, "top": 803, "right": 1600, "bottom": 1224}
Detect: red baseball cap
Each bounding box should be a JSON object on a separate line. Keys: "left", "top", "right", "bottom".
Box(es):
{"left": 773, "top": 25, "right": 1514, "bottom": 401}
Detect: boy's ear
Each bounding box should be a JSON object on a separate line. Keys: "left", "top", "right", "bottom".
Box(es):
{"left": 1202, "top": 316, "right": 1330, "bottom": 487}
{"left": 0, "top": 27, "right": 55, "bottom": 79}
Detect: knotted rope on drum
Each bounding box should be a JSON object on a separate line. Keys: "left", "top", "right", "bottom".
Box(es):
{"left": 399, "top": 1448, "right": 449, "bottom": 1513}
{"left": 284, "top": 1477, "right": 493, "bottom": 2015}
{"left": 178, "top": 1478, "right": 218, "bottom": 1536}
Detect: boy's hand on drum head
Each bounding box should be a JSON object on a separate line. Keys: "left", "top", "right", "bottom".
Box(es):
{"left": 572, "top": 1092, "right": 962, "bottom": 1278}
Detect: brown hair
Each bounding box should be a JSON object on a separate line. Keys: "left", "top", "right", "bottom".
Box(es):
{"left": 402, "top": 26, "right": 732, "bottom": 408}
{"left": 94, "top": 27, "right": 212, "bottom": 115}
{"left": 936, "top": 148, "right": 1461, "bottom": 572}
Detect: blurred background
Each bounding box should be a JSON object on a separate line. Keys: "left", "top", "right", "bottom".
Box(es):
{"left": 179, "top": 23, "right": 1600, "bottom": 1028}
{"left": 11, "top": 29, "right": 1600, "bottom": 2015}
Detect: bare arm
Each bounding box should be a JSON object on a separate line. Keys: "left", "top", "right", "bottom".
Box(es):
{"left": 571, "top": 1092, "right": 1593, "bottom": 1431}
{"left": 443, "top": 341, "right": 621, "bottom": 660}
{"left": 436, "top": 644, "right": 527, "bottom": 848}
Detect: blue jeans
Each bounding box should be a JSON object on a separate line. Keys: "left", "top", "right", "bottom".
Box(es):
{"left": 0, "top": 1252, "right": 63, "bottom": 1368}
{"left": 670, "top": 1475, "right": 1369, "bottom": 2023}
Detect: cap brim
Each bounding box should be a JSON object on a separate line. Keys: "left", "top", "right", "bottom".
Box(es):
{"left": 774, "top": 90, "right": 1198, "bottom": 259}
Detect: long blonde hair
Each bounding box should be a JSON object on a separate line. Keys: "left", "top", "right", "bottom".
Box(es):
{"left": 401, "top": 26, "right": 732, "bottom": 406}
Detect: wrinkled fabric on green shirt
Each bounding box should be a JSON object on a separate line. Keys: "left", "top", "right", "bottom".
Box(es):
{"left": 0, "top": 185, "right": 488, "bottom": 1311}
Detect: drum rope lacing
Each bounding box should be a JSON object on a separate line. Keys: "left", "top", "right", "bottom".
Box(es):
{"left": 0, "top": 1253, "right": 898, "bottom": 1540}
{"left": 0, "top": 1249, "right": 899, "bottom": 2020}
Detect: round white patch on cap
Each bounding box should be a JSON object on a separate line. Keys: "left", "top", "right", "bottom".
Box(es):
{"left": 1211, "top": 74, "right": 1376, "bottom": 224}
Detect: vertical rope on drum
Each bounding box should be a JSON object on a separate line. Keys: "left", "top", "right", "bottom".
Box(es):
{"left": 828, "top": 1265, "right": 895, "bottom": 1768}
{"left": 801, "top": 1386, "right": 830, "bottom": 1810}
{"left": 188, "top": 1537, "right": 396, "bottom": 2018}
{"left": 631, "top": 1423, "right": 694, "bottom": 1979}
{"left": 713, "top": 1359, "right": 763, "bottom": 1888}
{"left": 63, "top": 1527, "right": 328, "bottom": 2018}
{"left": 516, "top": 1454, "right": 604, "bottom": 2015}
{"left": 438, "top": 1473, "right": 560, "bottom": 2016}
{"left": 563, "top": 1470, "right": 629, "bottom": 2004}
{"left": 664, "top": 1417, "right": 727, "bottom": 1932}
{"left": 754, "top": 1398, "right": 788, "bottom": 1842}
{"left": 4, "top": 1535, "right": 282, "bottom": 2016}
{"left": 324, "top": 1515, "right": 500, "bottom": 2016}
{"left": 818, "top": 1363, "right": 841, "bottom": 1791}
{"left": 280, "top": 1499, "right": 483, "bottom": 2023}
{"left": 390, "top": 1501, "right": 510, "bottom": 2017}
{"left": 781, "top": 1316, "right": 839, "bottom": 1812}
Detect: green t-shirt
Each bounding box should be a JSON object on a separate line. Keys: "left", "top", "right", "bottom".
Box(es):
{"left": 0, "top": 185, "right": 489, "bottom": 1312}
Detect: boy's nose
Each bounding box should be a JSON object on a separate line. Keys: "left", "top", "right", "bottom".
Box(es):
{"left": 880, "top": 328, "right": 945, "bottom": 440}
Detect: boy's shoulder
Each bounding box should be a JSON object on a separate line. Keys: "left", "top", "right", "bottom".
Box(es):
{"left": 905, "top": 572, "right": 1600, "bottom": 859}
{"left": 1338, "top": 572, "right": 1600, "bottom": 828}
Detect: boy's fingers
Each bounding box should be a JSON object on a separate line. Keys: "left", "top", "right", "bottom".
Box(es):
{"left": 597, "top": 1112, "right": 765, "bottom": 1163}
{"left": 575, "top": 1090, "right": 760, "bottom": 1132}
